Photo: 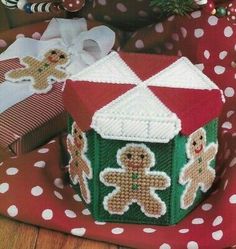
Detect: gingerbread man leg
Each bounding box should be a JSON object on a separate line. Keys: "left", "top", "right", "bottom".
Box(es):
{"left": 69, "top": 161, "right": 79, "bottom": 184}
{"left": 140, "top": 192, "right": 165, "bottom": 217}
{"left": 182, "top": 182, "right": 199, "bottom": 209}
{"left": 32, "top": 75, "right": 49, "bottom": 91}
{"left": 106, "top": 190, "right": 130, "bottom": 214}
{"left": 200, "top": 169, "right": 215, "bottom": 191}
{"left": 78, "top": 174, "right": 90, "bottom": 202}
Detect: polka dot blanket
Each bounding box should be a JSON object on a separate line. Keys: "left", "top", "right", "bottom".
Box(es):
{"left": 1, "top": 6, "right": 236, "bottom": 249}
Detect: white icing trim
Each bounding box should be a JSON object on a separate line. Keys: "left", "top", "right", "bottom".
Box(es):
{"left": 91, "top": 86, "right": 181, "bottom": 143}
{"left": 179, "top": 128, "right": 218, "bottom": 209}
{"left": 67, "top": 122, "right": 92, "bottom": 204}
{"left": 100, "top": 143, "right": 171, "bottom": 218}
{"left": 69, "top": 52, "right": 142, "bottom": 84}
{"left": 144, "top": 57, "right": 219, "bottom": 90}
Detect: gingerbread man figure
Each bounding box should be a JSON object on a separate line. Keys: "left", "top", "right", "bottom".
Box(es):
{"left": 100, "top": 144, "right": 171, "bottom": 218}
{"left": 5, "top": 49, "right": 69, "bottom": 94}
{"left": 67, "top": 122, "right": 92, "bottom": 204}
{"left": 179, "top": 128, "right": 217, "bottom": 209}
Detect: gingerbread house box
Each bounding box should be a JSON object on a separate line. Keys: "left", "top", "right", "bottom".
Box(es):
{"left": 63, "top": 52, "right": 223, "bottom": 225}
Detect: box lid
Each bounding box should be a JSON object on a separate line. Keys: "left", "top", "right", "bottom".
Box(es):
{"left": 63, "top": 52, "right": 224, "bottom": 143}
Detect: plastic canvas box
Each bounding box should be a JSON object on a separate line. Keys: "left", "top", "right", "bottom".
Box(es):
{"left": 63, "top": 52, "right": 223, "bottom": 225}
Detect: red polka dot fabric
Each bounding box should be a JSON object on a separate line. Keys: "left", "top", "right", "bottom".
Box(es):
{"left": 0, "top": 131, "right": 235, "bottom": 248}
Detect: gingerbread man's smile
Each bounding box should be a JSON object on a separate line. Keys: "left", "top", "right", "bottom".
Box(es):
{"left": 194, "top": 144, "right": 203, "bottom": 154}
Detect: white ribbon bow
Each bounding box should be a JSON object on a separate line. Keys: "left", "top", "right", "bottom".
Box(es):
{"left": 0, "top": 18, "right": 115, "bottom": 113}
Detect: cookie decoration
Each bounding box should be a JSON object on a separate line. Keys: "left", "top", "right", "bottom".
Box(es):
{"left": 63, "top": 52, "right": 223, "bottom": 225}
{"left": 67, "top": 122, "right": 92, "bottom": 204}
{"left": 100, "top": 144, "right": 171, "bottom": 218}
{"left": 179, "top": 128, "right": 217, "bottom": 209}
{"left": 5, "top": 49, "right": 69, "bottom": 94}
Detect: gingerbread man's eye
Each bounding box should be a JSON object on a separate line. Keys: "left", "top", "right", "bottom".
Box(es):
{"left": 78, "top": 135, "right": 83, "bottom": 140}
{"left": 126, "top": 153, "right": 132, "bottom": 159}
{"left": 192, "top": 141, "right": 197, "bottom": 146}
{"left": 200, "top": 135, "right": 203, "bottom": 140}
{"left": 140, "top": 154, "right": 145, "bottom": 160}
{"left": 51, "top": 50, "right": 56, "bottom": 54}
{"left": 60, "top": 54, "right": 65, "bottom": 59}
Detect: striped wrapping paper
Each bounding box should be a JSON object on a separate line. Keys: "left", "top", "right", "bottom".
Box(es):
{"left": 0, "top": 59, "right": 67, "bottom": 155}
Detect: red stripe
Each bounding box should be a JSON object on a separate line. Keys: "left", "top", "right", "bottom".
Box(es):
{"left": 0, "top": 83, "right": 64, "bottom": 148}
{"left": 0, "top": 58, "right": 22, "bottom": 83}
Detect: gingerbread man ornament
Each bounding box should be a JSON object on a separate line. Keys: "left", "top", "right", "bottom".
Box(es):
{"left": 100, "top": 144, "right": 171, "bottom": 218}
{"left": 67, "top": 122, "right": 92, "bottom": 204}
{"left": 5, "top": 49, "right": 69, "bottom": 94}
{"left": 179, "top": 128, "right": 217, "bottom": 209}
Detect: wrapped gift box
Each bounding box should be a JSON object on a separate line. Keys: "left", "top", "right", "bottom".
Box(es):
{"left": 63, "top": 52, "right": 224, "bottom": 225}
{"left": 0, "top": 81, "right": 67, "bottom": 155}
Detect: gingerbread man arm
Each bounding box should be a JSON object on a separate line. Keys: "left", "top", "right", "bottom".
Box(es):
{"left": 50, "top": 68, "right": 67, "bottom": 80}
{"left": 180, "top": 161, "right": 197, "bottom": 183}
{"left": 146, "top": 173, "right": 170, "bottom": 189}
{"left": 203, "top": 144, "right": 217, "bottom": 162}
{"left": 22, "top": 56, "right": 39, "bottom": 66}
{"left": 101, "top": 170, "right": 125, "bottom": 186}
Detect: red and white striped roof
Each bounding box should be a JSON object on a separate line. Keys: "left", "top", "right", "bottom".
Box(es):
{"left": 63, "top": 52, "right": 223, "bottom": 143}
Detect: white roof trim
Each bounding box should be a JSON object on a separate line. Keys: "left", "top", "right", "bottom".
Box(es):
{"left": 91, "top": 86, "right": 181, "bottom": 143}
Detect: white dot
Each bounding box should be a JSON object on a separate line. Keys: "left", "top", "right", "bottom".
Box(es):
{"left": 219, "top": 51, "right": 228, "bottom": 60}
{"left": 94, "top": 220, "right": 106, "bottom": 225}
{"left": 194, "top": 28, "right": 204, "bottom": 38}
{"left": 160, "top": 243, "right": 171, "bottom": 249}
{"left": 191, "top": 10, "right": 201, "bottom": 18}
{"left": 143, "top": 228, "right": 156, "bottom": 233}
{"left": 16, "top": 34, "right": 25, "bottom": 39}
{"left": 155, "top": 23, "right": 164, "bottom": 33}
{"left": 111, "top": 227, "right": 124, "bottom": 234}
{"left": 224, "top": 87, "right": 234, "bottom": 97}
{"left": 227, "top": 110, "right": 234, "bottom": 117}
{"left": 7, "top": 205, "right": 18, "bottom": 217}
{"left": 135, "top": 40, "right": 144, "bottom": 49}
{"left": 54, "top": 178, "right": 64, "bottom": 189}
{"left": 195, "top": 63, "right": 204, "bottom": 71}
{"left": 31, "top": 186, "right": 43, "bottom": 196}
{"left": 34, "top": 161, "right": 46, "bottom": 168}
{"left": 65, "top": 209, "right": 77, "bottom": 218}
{"left": 54, "top": 191, "right": 63, "bottom": 200}
{"left": 208, "top": 16, "right": 218, "bottom": 26}
{"left": 192, "top": 218, "right": 204, "bottom": 224}
{"left": 48, "top": 139, "right": 56, "bottom": 144}
{"left": 87, "top": 13, "right": 93, "bottom": 20}
{"left": 214, "top": 65, "right": 225, "bottom": 75}
{"left": 32, "top": 32, "right": 41, "bottom": 39}
{"left": 178, "top": 228, "right": 189, "bottom": 233}
{"left": 42, "top": 209, "right": 53, "bottom": 220}
{"left": 116, "top": 3, "right": 127, "bottom": 12}
{"left": 38, "top": 148, "right": 49, "bottom": 153}
{"left": 71, "top": 228, "right": 86, "bottom": 236}
{"left": 187, "top": 241, "right": 199, "bottom": 249}
{"left": 204, "top": 50, "right": 210, "bottom": 59}
{"left": 167, "top": 15, "right": 175, "bottom": 21}
{"left": 165, "top": 42, "right": 174, "bottom": 50}
{"left": 224, "top": 179, "right": 228, "bottom": 190}
{"left": 68, "top": 3, "right": 73, "bottom": 7}
{"left": 82, "top": 208, "right": 91, "bottom": 215}
{"left": 73, "top": 194, "right": 82, "bottom": 202}
{"left": 171, "top": 33, "right": 179, "bottom": 41}
{"left": 222, "top": 121, "right": 232, "bottom": 129}
{"left": 212, "top": 216, "right": 223, "bottom": 226}
{"left": 212, "top": 230, "right": 223, "bottom": 240}
{"left": 224, "top": 26, "right": 233, "bottom": 37}
{"left": 180, "top": 27, "right": 187, "bottom": 38}
{"left": 0, "top": 183, "right": 9, "bottom": 193}
{"left": 229, "top": 157, "right": 236, "bottom": 167}
{"left": 229, "top": 194, "right": 236, "bottom": 204}
{"left": 98, "top": 0, "right": 106, "bottom": 5}
{"left": 104, "top": 15, "right": 111, "bottom": 21}
{"left": 138, "top": 10, "right": 148, "bottom": 17}
{"left": 0, "top": 162, "right": 3, "bottom": 166}
{"left": 6, "top": 167, "right": 18, "bottom": 176}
